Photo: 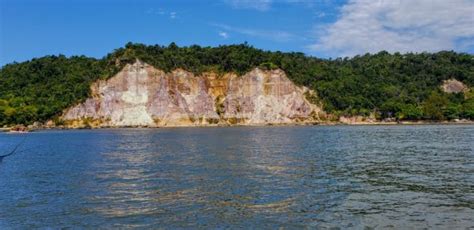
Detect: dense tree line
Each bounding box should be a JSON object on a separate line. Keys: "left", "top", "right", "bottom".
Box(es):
{"left": 0, "top": 42, "right": 473, "bottom": 126}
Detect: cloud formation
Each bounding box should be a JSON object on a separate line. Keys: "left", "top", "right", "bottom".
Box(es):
{"left": 146, "top": 8, "right": 178, "bottom": 20}
{"left": 224, "top": 0, "right": 322, "bottom": 11}
{"left": 169, "top": 12, "right": 177, "bottom": 19}
{"left": 225, "top": 0, "right": 272, "bottom": 11}
{"left": 219, "top": 31, "right": 229, "bottom": 39}
{"left": 212, "top": 23, "right": 299, "bottom": 42}
{"left": 310, "top": 0, "right": 474, "bottom": 57}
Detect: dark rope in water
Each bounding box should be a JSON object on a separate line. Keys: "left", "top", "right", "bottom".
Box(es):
{"left": 0, "top": 135, "right": 27, "bottom": 162}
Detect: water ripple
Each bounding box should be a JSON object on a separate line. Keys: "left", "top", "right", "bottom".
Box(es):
{"left": 0, "top": 125, "right": 473, "bottom": 228}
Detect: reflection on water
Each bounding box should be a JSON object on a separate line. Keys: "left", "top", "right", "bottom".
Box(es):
{"left": 0, "top": 125, "right": 473, "bottom": 228}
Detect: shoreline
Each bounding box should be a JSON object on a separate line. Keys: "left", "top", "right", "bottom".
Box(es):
{"left": 3, "top": 120, "right": 474, "bottom": 132}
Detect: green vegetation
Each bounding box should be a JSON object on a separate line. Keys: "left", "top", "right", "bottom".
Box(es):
{"left": 0, "top": 55, "right": 105, "bottom": 125}
{"left": 1, "top": 42, "right": 473, "bottom": 126}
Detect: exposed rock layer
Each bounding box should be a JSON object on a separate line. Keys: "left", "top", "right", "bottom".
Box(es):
{"left": 441, "top": 79, "right": 469, "bottom": 94}
{"left": 63, "top": 61, "right": 322, "bottom": 127}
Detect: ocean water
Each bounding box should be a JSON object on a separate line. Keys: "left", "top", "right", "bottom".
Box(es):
{"left": 0, "top": 125, "right": 473, "bottom": 229}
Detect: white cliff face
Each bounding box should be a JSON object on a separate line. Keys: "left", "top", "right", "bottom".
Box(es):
{"left": 62, "top": 61, "right": 322, "bottom": 127}
{"left": 113, "top": 63, "right": 154, "bottom": 126}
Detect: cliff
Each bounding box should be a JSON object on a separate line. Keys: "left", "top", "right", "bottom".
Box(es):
{"left": 62, "top": 61, "right": 323, "bottom": 127}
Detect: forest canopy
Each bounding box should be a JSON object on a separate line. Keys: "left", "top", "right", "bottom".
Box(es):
{"left": 0, "top": 42, "right": 473, "bottom": 125}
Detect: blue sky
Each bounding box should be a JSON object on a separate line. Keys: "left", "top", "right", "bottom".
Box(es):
{"left": 1, "top": 0, "right": 473, "bottom": 66}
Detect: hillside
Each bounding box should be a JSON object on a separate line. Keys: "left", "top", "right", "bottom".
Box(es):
{"left": 0, "top": 42, "right": 473, "bottom": 126}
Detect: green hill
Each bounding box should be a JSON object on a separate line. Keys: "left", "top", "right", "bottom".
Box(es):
{"left": 1, "top": 42, "right": 473, "bottom": 126}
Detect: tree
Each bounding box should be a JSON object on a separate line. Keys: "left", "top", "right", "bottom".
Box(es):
{"left": 462, "top": 98, "right": 474, "bottom": 119}
{"left": 444, "top": 103, "right": 462, "bottom": 120}
{"left": 422, "top": 91, "right": 449, "bottom": 120}
{"left": 397, "top": 104, "right": 423, "bottom": 120}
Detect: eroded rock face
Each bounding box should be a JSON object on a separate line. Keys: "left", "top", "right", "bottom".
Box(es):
{"left": 63, "top": 61, "right": 322, "bottom": 127}
{"left": 441, "top": 79, "right": 469, "bottom": 94}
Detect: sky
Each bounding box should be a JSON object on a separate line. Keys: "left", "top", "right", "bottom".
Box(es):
{"left": 0, "top": 0, "right": 473, "bottom": 66}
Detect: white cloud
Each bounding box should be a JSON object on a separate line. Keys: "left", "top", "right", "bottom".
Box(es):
{"left": 146, "top": 8, "right": 177, "bottom": 19}
{"left": 224, "top": 0, "right": 320, "bottom": 11}
{"left": 212, "top": 23, "right": 299, "bottom": 42}
{"left": 310, "top": 0, "right": 474, "bottom": 57}
{"left": 225, "top": 0, "right": 272, "bottom": 11}
{"left": 169, "top": 12, "right": 177, "bottom": 19}
{"left": 219, "top": 31, "right": 229, "bottom": 39}
{"left": 146, "top": 8, "right": 165, "bottom": 15}
{"left": 315, "top": 12, "right": 326, "bottom": 18}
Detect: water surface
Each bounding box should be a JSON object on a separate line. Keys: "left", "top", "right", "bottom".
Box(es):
{"left": 0, "top": 125, "right": 473, "bottom": 228}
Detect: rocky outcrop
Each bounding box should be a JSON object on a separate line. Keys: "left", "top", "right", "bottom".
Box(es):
{"left": 441, "top": 79, "right": 469, "bottom": 94}
{"left": 62, "top": 61, "right": 323, "bottom": 127}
